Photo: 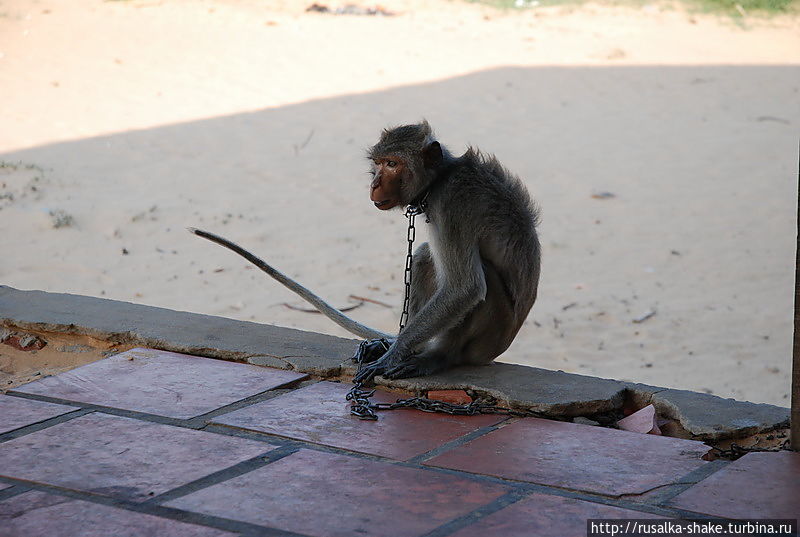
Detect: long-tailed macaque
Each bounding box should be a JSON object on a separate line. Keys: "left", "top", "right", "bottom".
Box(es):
{"left": 191, "top": 121, "right": 540, "bottom": 380}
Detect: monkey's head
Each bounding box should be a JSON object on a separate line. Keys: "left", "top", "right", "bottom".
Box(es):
{"left": 367, "top": 121, "right": 443, "bottom": 211}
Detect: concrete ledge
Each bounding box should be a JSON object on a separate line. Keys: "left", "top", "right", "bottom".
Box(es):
{"left": 0, "top": 286, "right": 353, "bottom": 377}
{"left": 0, "top": 286, "right": 789, "bottom": 441}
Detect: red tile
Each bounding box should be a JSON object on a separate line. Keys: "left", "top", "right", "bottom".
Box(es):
{"left": 0, "top": 491, "right": 233, "bottom": 536}
{"left": 0, "top": 394, "right": 77, "bottom": 434}
{"left": 212, "top": 381, "right": 505, "bottom": 460}
{"left": 166, "top": 449, "right": 509, "bottom": 537}
{"left": 426, "top": 418, "right": 709, "bottom": 496}
{"left": 450, "top": 492, "right": 663, "bottom": 537}
{"left": 0, "top": 413, "right": 275, "bottom": 501}
{"left": 670, "top": 451, "right": 800, "bottom": 518}
{"left": 13, "top": 347, "right": 307, "bottom": 419}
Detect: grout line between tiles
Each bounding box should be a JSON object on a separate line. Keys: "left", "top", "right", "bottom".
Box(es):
{"left": 0, "top": 477, "right": 311, "bottom": 537}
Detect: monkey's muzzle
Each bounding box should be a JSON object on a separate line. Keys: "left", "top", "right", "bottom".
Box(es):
{"left": 374, "top": 200, "right": 397, "bottom": 210}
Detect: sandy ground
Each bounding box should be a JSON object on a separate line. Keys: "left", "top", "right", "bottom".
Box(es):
{"left": 1, "top": 0, "right": 799, "bottom": 406}
{"left": 0, "top": 331, "right": 132, "bottom": 389}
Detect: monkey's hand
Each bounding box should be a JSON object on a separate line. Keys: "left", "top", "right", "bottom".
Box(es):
{"left": 353, "top": 348, "right": 440, "bottom": 382}
{"left": 351, "top": 338, "right": 393, "bottom": 365}
{"left": 353, "top": 357, "right": 386, "bottom": 384}
{"left": 382, "top": 355, "right": 443, "bottom": 379}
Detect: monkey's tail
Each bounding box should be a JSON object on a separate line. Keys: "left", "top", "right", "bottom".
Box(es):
{"left": 189, "top": 228, "right": 392, "bottom": 341}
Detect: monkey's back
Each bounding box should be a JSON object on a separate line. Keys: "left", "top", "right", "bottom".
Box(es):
{"left": 441, "top": 148, "right": 541, "bottom": 324}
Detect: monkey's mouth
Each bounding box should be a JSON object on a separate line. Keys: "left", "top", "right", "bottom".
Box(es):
{"left": 374, "top": 200, "right": 394, "bottom": 209}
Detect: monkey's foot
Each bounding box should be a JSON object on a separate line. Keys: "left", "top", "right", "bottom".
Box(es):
{"left": 382, "top": 358, "right": 447, "bottom": 380}
{"left": 353, "top": 359, "right": 386, "bottom": 384}
{"left": 354, "top": 353, "right": 445, "bottom": 383}
{"left": 352, "top": 338, "right": 392, "bottom": 365}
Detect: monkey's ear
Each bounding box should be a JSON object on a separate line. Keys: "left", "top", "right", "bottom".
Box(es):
{"left": 423, "top": 141, "right": 443, "bottom": 169}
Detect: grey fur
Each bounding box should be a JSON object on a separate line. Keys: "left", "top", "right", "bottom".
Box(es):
{"left": 356, "top": 122, "right": 541, "bottom": 381}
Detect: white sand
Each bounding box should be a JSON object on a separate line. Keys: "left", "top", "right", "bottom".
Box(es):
{"left": 1, "top": 0, "right": 798, "bottom": 405}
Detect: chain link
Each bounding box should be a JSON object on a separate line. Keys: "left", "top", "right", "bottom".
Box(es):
{"left": 709, "top": 440, "right": 790, "bottom": 460}
{"left": 347, "top": 204, "right": 423, "bottom": 420}
{"left": 348, "top": 204, "right": 414, "bottom": 420}
{"left": 399, "top": 204, "right": 422, "bottom": 332}
{"left": 347, "top": 338, "right": 390, "bottom": 420}
{"left": 369, "top": 397, "right": 535, "bottom": 417}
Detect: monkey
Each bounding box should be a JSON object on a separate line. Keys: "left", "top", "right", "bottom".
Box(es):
{"left": 190, "top": 120, "right": 540, "bottom": 381}
{"left": 354, "top": 121, "right": 541, "bottom": 381}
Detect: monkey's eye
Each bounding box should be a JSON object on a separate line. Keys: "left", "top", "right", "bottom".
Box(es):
{"left": 387, "top": 160, "right": 398, "bottom": 168}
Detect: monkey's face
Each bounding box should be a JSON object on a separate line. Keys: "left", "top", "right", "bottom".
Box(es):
{"left": 370, "top": 157, "right": 407, "bottom": 210}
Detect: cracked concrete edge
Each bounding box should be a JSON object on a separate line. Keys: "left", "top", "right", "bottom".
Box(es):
{"left": 247, "top": 355, "right": 343, "bottom": 377}
{"left": 0, "top": 286, "right": 355, "bottom": 369}
{"left": 625, "top": 383, "right": 790, "bottom": 441}
{"left": 0, "top": 286, "right": 789, "bottom": 441}
{"left": 338, "top": 361, "right": 628, "bottom": 417}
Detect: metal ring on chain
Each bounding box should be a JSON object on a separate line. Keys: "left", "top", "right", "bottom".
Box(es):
{"left": 399, "top": 206, "right": 418, "bottom": 332}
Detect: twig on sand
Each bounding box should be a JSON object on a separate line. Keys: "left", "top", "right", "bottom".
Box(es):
{"left": 293, "top": 129, "right": 315, "bottom": 155}
{"left": 633, "top": 309, "right": 657, "bottom": 324}
{"left": 284, "top": 301, "right": 364, "bottom": 313}
{"left": 349, "top": 294, "right": 393, "bottom": 308}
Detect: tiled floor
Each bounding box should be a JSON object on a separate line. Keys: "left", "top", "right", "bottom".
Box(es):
{"left": 425, "top": 417, "right": 710, "bottom": 495}
{"left": 0, "top": 491, "right": 234, "bottom": 537}
{"left": 669, "top": 451, "right": 800, "bottom": 518}
{"left": 0, "top": 413, "right": 275, "bottom": 502}
{"left": 167, "top": 449, "right": 510, "bottom": 537}
{"left": 448, "top": 492, "right": 663, "bottom": 537}
{"left": 0, "top": 394, "right": 78, "bottom": 434}
{"left": 13, "top": 347, "right": 307, "bottom": 419}
{"left": 1, "top": 347, "right": 797, "bottom": 537}
{"left": 211, "top": 381, "right": 506, "bottom": 460}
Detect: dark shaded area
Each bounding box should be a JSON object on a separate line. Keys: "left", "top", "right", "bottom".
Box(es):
{"left": 1, "top": 64, "right": 798, "bottom": 406}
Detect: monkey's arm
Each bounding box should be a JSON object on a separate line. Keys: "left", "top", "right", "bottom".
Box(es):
{"left": 354, "top": 237, "right": 487, "bottom": 381}
{"left": 398, "top": 247, "right": 486, "bottom": 352}
{"left": 189, "top": 228, "right": 392, "bottom": 341}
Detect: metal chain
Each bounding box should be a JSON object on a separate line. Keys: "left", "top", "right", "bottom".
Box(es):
{"left": 347, "top": 336, "right": 542, "bottom": 421}
{"left": 709, "top": 440, "right": 790, "bottom": 460}
{"left": 369, "top": 397, "right": 536, "bottom": 417}
{"left": 348, "top": 336, "right": 542, "bottom": 420}
{"left": 399, "top": 204, "right": 422, "bottom": 332}
{"left": 347, "top": 338, "right": 390, "bottom": 420}
{"left": 348, "top": 203, "right": 421, "bottom": 421}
